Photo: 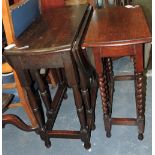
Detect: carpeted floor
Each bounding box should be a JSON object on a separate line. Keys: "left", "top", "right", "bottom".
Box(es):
{"left": 2, "top": 57, "right": 152, "bottom": 155}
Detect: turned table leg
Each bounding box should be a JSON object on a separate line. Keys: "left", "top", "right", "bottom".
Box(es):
{"left": 90, "top": 73, "right": 98, "bottom": 130}
{"left": 56, "top": 68, "right": 68, "bottom": 99}
{"left": 98, "top": 73, "right": 111, "bottom": 137}
{"left": 34, "top": 69, "right": 54, "bottom": 138}
{"left": 134, "top": 44, "right": 146, "bottom": 140}
{"left": 93, "top": 48, "right": 111, "bottom": 137}
{"left": 135, "top": 72, "right": 145, "bottom": 140}
{"left": 78, "top": 69, "right": 95, "bottom": 130}
{"left": 17, "top": 69, "right": 51, "bottom": 148}
{"left": 62, "top": 52, "right": 91, "bottom": 149}
{"left": 72, "top": 47, "right": 98, "bottom": 131}
{"left": 25, "top": 86, "right": 51, "bottom": 147}
{"left": 72, "top": 85, "right": 91, "bottom": 149}
{"left": 104, "top": 58, "right": 114, "bottom": 116}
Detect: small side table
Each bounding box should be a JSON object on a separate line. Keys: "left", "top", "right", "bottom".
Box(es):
{"left": 4, "top": 4, "right": 97, "bottom": 149}
{"left": 83, "top": 6, "right": 151, "bottom": 140}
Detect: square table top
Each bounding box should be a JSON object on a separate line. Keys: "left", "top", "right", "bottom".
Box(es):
{"left": 12, "top": 4, "right": 88, "bottom": 53}
{"left": 83, "top": 6, "right": 152, "bottom": 47}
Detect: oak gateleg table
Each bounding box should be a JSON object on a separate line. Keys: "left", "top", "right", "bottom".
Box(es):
{"left": 82, "top": 5, "right": 151, "bottom": 140}
{"left": 3, "top": 4, "right": 98, "bottom": 149}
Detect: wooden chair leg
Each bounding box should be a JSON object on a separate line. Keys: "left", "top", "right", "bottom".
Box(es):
{"left": 13, "top": 70, "right": 38, "bottom": 127}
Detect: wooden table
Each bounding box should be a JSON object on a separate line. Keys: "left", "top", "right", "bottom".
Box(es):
{"left": 3, "top": 4, "right": 97, "bottom": 149}
{"left": 83, "top": 6, "right": 151, "bottom": 139}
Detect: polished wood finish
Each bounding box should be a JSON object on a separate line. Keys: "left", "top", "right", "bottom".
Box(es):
{"left": 83, "top": 6, "right": 151, "bottom": 139}
{"left": 13, "top": 5, "right": 88, "bottom": 49}
{"left": 83, "top": 6, "right": 151, "bottom": 47}
{"left": 4, "top": 4, "right": 97, "bottom": 150}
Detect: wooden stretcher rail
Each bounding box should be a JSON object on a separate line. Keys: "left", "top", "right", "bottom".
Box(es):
{"left": 45, "top": 83, "right": 67, "bottom": 130}
{"left": 114, "top": 75, "right": 135, "bottom": 81}
{"left": 111, "top": 118, "right": 137, "bottom": 126}
{"left": 47, "top": 130, "right": 81, "bottom": 139}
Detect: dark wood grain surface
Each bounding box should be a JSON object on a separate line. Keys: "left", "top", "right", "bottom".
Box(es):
{"left": 13, "top": 4, "right": 88, "bottom": 52}
{"left": 83, "top": 6, "right": 151, "bottom": 47}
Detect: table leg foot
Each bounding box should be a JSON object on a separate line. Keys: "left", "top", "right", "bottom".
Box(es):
{"left": 84, "top": 142, "right": 91, "bottom": 150}
{"left": 45, "top": 139, "right": 51, "bottom": 148}
{"left": 106, "top": 131, "right": 111, "bottom": 138}
{"left": 99, "top": 73, "right": 111, "bottom": 137}
{"left": 91, "top": 123, "right": 96, "bottom": 131}
{"left": 138, "top": 133, "right": 144, "bottom": 140}
{"left": 63, "top": 93, "right": 68, "bottom": 99}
